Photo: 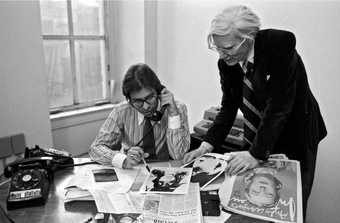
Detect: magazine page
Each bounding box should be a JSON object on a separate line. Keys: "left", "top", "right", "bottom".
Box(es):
{"left": 219, "top": 159, "right": 303, "bottom": 223}
{"left": 139, "top": 167, "right": 192, "bottom": 194}
{"left": 182, "top": 153, "right": 230, "bottom": 190}
{"left": 142, "top": 183, "right": 202, "bottom": 223}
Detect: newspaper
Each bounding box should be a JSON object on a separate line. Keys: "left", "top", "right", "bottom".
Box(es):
{"left": 90, "top": 190, "right": 144, "bottom": 214}
{"left": 219, "top": 159, "right": 303, "bottom": 223}
{"left": 142, "top": 183, "right": 202, "bottom": 223}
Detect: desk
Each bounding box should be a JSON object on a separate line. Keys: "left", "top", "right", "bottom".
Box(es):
{"left": 0, "top": 158, "right": 267, "bottom": 223}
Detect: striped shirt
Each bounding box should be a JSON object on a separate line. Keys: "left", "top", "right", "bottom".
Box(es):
{"left": 89, "top": 101, "right": 190, "bottom": 167}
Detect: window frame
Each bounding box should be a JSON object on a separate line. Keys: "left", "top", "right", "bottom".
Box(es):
{"left": 41, "top": 0, "right": 111, "bottom": 114}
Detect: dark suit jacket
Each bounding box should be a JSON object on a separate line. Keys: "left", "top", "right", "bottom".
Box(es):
{"left": 205, "top": 29, "right": 327, "bottom": 162}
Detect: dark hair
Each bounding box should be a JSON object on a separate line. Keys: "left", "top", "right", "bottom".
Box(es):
{"left": 122, "top": 63, "right": 163, "bottom": 99}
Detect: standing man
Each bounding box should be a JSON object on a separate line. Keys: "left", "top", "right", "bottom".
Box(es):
{"left": 184, "top": 5, "right": 326, "bottom": 218}
{"left": 90, "top": 63, "right": 190, "bottom": 169}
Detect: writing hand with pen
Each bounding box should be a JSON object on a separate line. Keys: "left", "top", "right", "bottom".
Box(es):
{"left": 123, "top": 147, "right": 149, "bottom": 169}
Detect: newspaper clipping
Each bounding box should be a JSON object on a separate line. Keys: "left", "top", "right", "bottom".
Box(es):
{"left": 142, "top": 183, "right": 202, "bottom": 223}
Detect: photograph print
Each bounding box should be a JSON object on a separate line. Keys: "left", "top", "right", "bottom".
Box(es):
{"left": 219, "top": 159, "right": 303, "bottom": 223}
{"left": 92, "top": 168, "right": 118, "bottom": 182}
{"left": 182, "top": 153, "right": 229, "bottom": 189}
{"left": 139, "top": 167, "right": 192, "bottom": 194}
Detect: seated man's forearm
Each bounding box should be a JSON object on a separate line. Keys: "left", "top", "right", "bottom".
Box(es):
{"left": 89, "top": 145, "right": 126, "bottom": 167}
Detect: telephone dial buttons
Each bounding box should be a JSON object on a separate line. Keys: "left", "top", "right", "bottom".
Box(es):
{"left": 22, "top": 174, "right": 32, "bottom": 182}
{"left": 11, "top": 169, "right": 42, "bottom": 190}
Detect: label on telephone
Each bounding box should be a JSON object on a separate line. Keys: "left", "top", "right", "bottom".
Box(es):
{"left": 8, "top": 188, "right": 42, "bottom": 201}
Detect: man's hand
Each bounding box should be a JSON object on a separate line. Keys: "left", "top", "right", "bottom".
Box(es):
{"left": 123, "top": 147, "right": 149, "bottom": 169}
{"left": 159, "top": 88, "right": 178, "bottom": 116}
{"left": 183, "top": 142, "right": 213, "bottom": 163}
{"left": 225, "top": 151, "right": 259, "bottom": 176}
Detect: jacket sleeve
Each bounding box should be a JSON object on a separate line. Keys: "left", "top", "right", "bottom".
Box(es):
{"left": 250, "top": 31, "right": 298, "bottom": 160}
{"left": 204, "top": 59, "right": 241, "bottom": 149}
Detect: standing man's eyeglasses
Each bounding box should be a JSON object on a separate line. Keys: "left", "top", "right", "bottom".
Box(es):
{"left": 129, "top": 93, "right": 157, "bottom": 108}
{"left": 210, "top": 37, "right": 247, "bottom": 56}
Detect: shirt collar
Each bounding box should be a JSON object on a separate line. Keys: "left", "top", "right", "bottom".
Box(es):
{"left": 239, "top": 41, "right": 255, "bottom": 72}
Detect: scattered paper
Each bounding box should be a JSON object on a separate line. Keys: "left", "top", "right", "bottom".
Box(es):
{"left": 142, "top": 183, "right": 203, "bottom": 223}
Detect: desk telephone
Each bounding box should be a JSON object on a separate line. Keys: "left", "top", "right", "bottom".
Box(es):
{"left": 4, "top": 145, "right": 74, "bottom": 210}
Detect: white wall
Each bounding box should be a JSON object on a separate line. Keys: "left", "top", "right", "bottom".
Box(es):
{"left": 0, "top": 1, "right": 52, "bottom": 147}
{"left": 154, "top": 0, "right": 340, "bottom": 222}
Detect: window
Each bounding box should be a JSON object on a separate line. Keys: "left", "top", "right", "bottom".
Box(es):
{"left": 39, "top": 0, "right": 110, "bottom": 113}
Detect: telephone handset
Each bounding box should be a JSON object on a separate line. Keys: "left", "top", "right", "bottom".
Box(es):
{"left": 148, "top": 85, "right": 168, "bottom": 122}
{"left": 4, "top": 156, "right": 53, "bottom": 210}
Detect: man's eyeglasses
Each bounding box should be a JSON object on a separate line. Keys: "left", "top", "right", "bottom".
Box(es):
{"left": 210, "top": 37, "right": 247, "bottom": 56}
{"left": 129, "top": 93, "right": 157, "bottom": 108}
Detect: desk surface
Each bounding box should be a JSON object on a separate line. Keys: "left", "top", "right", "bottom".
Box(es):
{"left": 0, "top": 159, "right": 186, "bottom": 223}
{"left": 0, "top": 158, "right": 267, "bottom": 223}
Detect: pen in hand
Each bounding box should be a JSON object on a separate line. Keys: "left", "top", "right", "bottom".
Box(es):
{"left": 141, "top": 156, "right": 151, "bottom": 172}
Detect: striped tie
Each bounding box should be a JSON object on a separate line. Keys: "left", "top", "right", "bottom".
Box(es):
{"left": 242, "top": 62, "right": 262, "bottom": 147}
{"left": 142, "top": 118, "right": 156, "bottom": 160}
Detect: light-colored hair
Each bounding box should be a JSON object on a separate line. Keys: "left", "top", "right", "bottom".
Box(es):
{"left": 207, "top": 5, "right": 261, "bottom": 49}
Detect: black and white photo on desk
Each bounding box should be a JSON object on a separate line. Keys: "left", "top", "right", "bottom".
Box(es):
{"left": 182, "top": 153, "right": 229, "bottom": 189}
{"left": 139, "top": 167, "right": 192, "bottom": 194}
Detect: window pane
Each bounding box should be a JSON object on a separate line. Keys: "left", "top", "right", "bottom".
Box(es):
{"left": 43, "top": 40, "right": 73, "bottom": 108}
{"left": 72, "top": 0, "right": 104, "bottom": 35}
{"left": 75, "top": 40, "right": 107, "bottom": 103}
{"left": 40, "top": 0, "right": 68, "bottom": 35}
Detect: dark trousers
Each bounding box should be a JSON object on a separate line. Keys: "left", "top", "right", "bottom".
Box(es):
{"left": 300, "top": 146, "right": 318, "bottom": 221}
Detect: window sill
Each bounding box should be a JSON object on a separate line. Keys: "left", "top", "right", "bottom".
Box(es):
{"left": 50, "top": 104, "right": 114, "bottom": 130}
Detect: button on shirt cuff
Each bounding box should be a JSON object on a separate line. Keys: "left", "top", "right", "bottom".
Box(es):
{"left": 168, "top": 115, "right": 180, "bottom": 129}
{"left": 112, "top": 153, "right": 127, "bottom": 168}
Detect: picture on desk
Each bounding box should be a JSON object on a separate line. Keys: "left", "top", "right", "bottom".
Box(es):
{"left": 92, "top": 168, "right": 118, "bottom": 182}
{"left": 182, "top": 153, "right": 229, "bottom": 189}
{"left": 139, "top": 167, "right": 192, "bottom": 194}
{"left": 219, "top": 159, "right": 302, "bottom": 223}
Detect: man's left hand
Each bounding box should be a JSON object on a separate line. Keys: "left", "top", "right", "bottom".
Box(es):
{"left": 225, "top": 151, "right": 259, "bottom": 176}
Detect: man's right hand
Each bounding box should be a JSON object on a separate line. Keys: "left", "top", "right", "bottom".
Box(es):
{"left": 183, "top": 142, "right": 213, "bottom": 164}
{"left": 123, "top": 146, "right": 149, "bottom": 169}
{"left": 123, "top": 155, "right": 139, "bottom": 169}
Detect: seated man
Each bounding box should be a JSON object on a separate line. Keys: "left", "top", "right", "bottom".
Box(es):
{"left": 89, "top": 63, "right": 190, "bottom": 168}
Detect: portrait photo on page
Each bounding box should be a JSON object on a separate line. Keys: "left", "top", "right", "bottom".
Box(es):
{"left": 139, "top": 167, "right": 192, "bottom": 194}
{"left": 182, "top": 153, "right": 229, "bottom": 189}
{"left": 219, "top": 159, "right": 303, "bottom": 223}
{"left": 92, "top": 168, "right": 118, "bottom": 182}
